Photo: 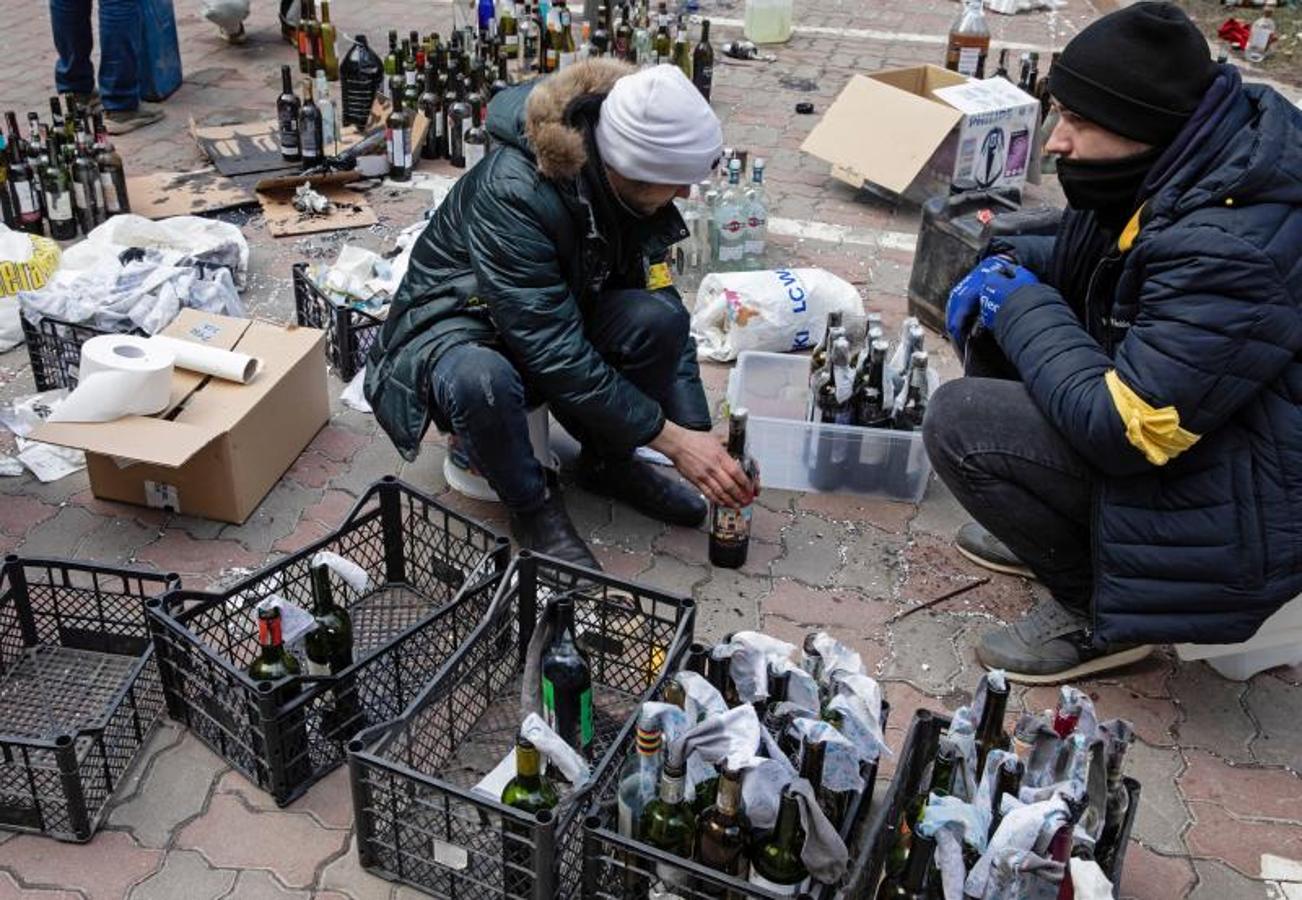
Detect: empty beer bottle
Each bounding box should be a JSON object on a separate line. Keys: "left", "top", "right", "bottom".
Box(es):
{"left": 708, "top": 408, "right": 757, "bottom": 569}
{"left": 541, "top": 596, "right": 595, "bottom": 759}
{"left": 748, "top": 786, "right": 809, "bottom": 895}
{"left": 696, "top": 766, "right": 748, "bottom": 888}
{"left": 500, "top": 736, "right": 559, "bottom": 897}
{"left": 853, "top": 339, "right": 891, "bottom": 428}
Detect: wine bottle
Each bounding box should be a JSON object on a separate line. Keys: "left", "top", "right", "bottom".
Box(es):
{"left": 419, "top": 66, "right": 443, "bottom": 159}
{"left": 446, "top": 77, "right": 472, "bottom": 169}
{"left": 887, "top": 737, "right": 956, "bottom": 876}
{"left": 313, "top": 68, "right": 339, "bottom": 158}
{"left": 684, "top": 643, "right": 709, "bottom": 676}
{"left": 318, "top": 0, "right": 339, "bottom": 79}
{"left": 41, "top": 135, "right": 77, "bottom": 241}
{"left": 386, "top": 87, "right": 413, "bottom": 181}
{"left": 298, "top": 77, "right": 323, "bottom": 169}
{"left": 304, "top": 562, "right": 353, "bottom": 677}
{"left": 541, "top": 596, "right": 595, "bottom": 758}
{"left": 1096, "top": 721, "right": 1135, "bottom": 871}
{"left": 974, "top": 678, "right": 1011, "bottom": 777}
{"left": 748, "top": 786, "right": 809, "bottom": 895}
{"left": 987, "top": 755, "right": 1024, "bottom": 841}
{"left": 893, "top": 351, "right": 930, "bottom": 432}
{"left": 695, "top": 766, "right": 748, "bottom": 889}
{"left": 500, "top": 736, "right": 560, "bottom": 897}
{"left": 500, "top": 0, "right": 520, "bottom": 58}
{"left": 653, "top": 23, "right": 671, "bottom": 64}
{"left": 708, "top": 408, "right": 756, "bottom": 569}
{"left": 801, "top": 736, "right": 849, "bottom": 832}
{"left": 874, "top": 830, "right": 936, "bottom": 900}
{"left": 639, "top": 760, "right": 696, "bottom": 892}
{"left": 464, "top": 94, "right": 489, "bottom": 169}
{"left": 6, "top": 131, "right": 42, "bottom": 234}
{"left": 277, "top": 65, "right": 302, "bottom": 162}
{"left": 692, "top": 19, "right": 714, "bottom": 99}
{"left": 248, "top": 606, "right": 302, "bottom": 683}
{"left": 614, "top": 3, "right": 634, "bottom": 61}
{"left": 591, "top": 4, "right": 611, "bottom": 56}
{"left": 69, "top": 133, "right": 100, "bottom": 234}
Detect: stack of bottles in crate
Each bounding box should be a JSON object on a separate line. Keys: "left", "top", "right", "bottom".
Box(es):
{"left": 879, "top": 674, "right": 1137, "bottom": 900}
{"left": 808, "top": 310, "right": 931, "bottom": 434}
{"left": 574, "top": 629, "right": 889, "bottom": 897}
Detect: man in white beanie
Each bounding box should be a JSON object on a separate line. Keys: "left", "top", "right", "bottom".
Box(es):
{"left": 365, "top": 60, "right": 754, "bottom": 569}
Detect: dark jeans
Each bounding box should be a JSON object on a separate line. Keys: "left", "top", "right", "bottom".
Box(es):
{"left": 429, "top": 289, "right": 710, "bottom": 513}
{"left": 50, "top": 0, "right": 141, "bottom": 112}
{"left": 921, "top": 353, "right": 1095, "bottom": 612}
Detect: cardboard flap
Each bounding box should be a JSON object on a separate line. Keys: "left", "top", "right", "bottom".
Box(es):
{"left": 32, "top": 418, "right": 218, "bottom": 467}
{"left": 801, "top": 71, "right": 965, "bottom": 195}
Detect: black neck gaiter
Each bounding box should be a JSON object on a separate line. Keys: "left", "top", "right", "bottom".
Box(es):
{"left": 1056, "top": 146, "right": 1164, "bottom": 232}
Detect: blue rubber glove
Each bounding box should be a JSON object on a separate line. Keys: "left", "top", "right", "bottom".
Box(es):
{"left": 945, "top": 255, "right": 1020, "bottom": 354}
{"left": 977, "top": 260, "right": 1039, "bottom": 329}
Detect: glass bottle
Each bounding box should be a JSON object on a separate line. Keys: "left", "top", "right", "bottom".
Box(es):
{"left": 988, "top": 756, "right": 1024, "bottom": 841}
{"left": 419, "top": 66, "right": 443, "bottom": 159}
{"left": 298, "top": 77, "right": 323, "bottom": 169}
{"left": 41, "top": 135, "right": 77, "bottom": 241}
{"left": 887, "top": 737, "right": 956, "bottom": 876}
{"left": 6, "top": 131, "right": 42, "bottom": 234}
{"left": 672, "top": 29, "right": 692, "bottom": 78}
{"left": 614, "top": 3, "right": 634, "bottom": 61}
{"left": 708, "top": 408, "right": 756, "bottom": 570}
{"left": 945, "top": 0, "right": 990, "bottom": 78}
{"left": 383, "top": 29, "right": 400, "bottom": 99}
{"left": 653, "top": 23, "right": 672, "bottom": 65}
{"left": 500, "top": 1, "right": 520, "bottom": 58}
{"left": 973, "top": 676, "right": 1012, "bottom": 777}
{"left": 1096, "top": 722, "right": 1135, "bottom": 871}
{"left": 447, "top": 77, "right": 472, "bottom": 169}
{"left": 69, "top": 131, "right": 100, "bottom": 233}
{"left": 639, "top": 760, "right": 696, "bottom": 892}
{"left": 500, "top": 736, "right": 560, "bottom": 898}
{"left": 633, "top": 8, "right": 652, "bottom": 65}
{"left": 713, "top": 158, "right": 745, "bottom": 269}
{"left": 541, "top": 596, "right": 595, "bottom": 759}
{"left": 464, "top": 94, "right": 489, "bottom": 169}
{"left": 277, "top": 64, "right": 302, "bottom": 162}
{"left": 618, "top": 712, "right": 664, "bottom": 840}
{"left": 852, "top": 339, "right": 890, "bottom": 428}
{"left": 875, "top": 831, "right": 936, "bottom": 900}
{"left": 340, "top": 34, "right": 384, "bottom": 128}
{"left": 696, "top": 766, "right": 748, "bottom": 887}
{"left": 692, "top": 19, "right": 714, "bottom": 100}
{"left": 557, "top": 0, "right": 577, "bottom": 67}
{"left": 318, "top": 0, "right": 339, "bottom": 79}
{"left": 748, "top": 786, "right": 809, "bottom": 895}
{"left": 742, "top": 158, "right": 768, "bottom": 270}
{"left": 314, "top": 68, "right": 339, "bottom": 158}
{"left": 893, "top": 351, "right": 930, "bottom": 432}
{"left": 304, "top": 562, "right": 353, "bottom": 677}
{"left": 591, "top": 5, "right": 611, "bottom": 56}
{"left": 385, "top": 87, "right": 413, "bottom": 181}
{"left": 1246, "top": 6, "right": 1275, "bottom": 63}
{"left": 247, "top": 606, "right": 302, "bottom": 683}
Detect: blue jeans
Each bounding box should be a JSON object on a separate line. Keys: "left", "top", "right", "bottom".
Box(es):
{"left": 429, "top": 289, "right": 711, "bottom": 513}
{"left": 50, "top": 0, "right": 141, "bottom": 111}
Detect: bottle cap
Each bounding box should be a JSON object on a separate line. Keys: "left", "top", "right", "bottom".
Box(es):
{"left": 795, "top": 101, "right": 815, "bottom": 114}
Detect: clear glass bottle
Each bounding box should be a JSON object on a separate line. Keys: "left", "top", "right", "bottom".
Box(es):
{"left": 945, "top": 0, "right": 990, "bottom": 78}
{"left": 1246, "top": 6, "right": 1275, "bottom": 63}
{"left": 713, "top": 159, "right": 745, "bottom": 270}
{"left": 742, "top": 158, "right": 768, "bottom": 270}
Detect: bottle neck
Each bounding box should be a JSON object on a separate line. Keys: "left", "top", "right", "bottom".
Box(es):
{"left": 799, "top": 740, "right": 825, "bottom": 787}
{"left": 659, "top": 766, "right": 685, "bottom": 805}
{"left": 700, "top": 20, "right": 710, "bottom": 41}
{"left": 310, "top": 564, "right": 334, "bottom": 614}
{"left": 257, "top": 614, "right": 285, "bottom": 661}
{"left": 930, "top": 747, "right": 956, "bottom": 795}
{"left": 716, "top": 772, "right": 741, "bottom": 816}
{"left": 773, "top": 793, "right": 801, "bottom": 845}
{"left": 903, "top": 834, "right": 936, "bottom": 888}
{"left": 516, "top": 741, "right": 543, "bottom": 783}
{"left": 283, "top": 68, "right": 294, "bottom": 94}
{"left": 977, "top": 684, "right": 1009, "bottom": 739}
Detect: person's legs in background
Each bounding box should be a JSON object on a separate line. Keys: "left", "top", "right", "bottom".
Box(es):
{"left": 97, "top": 0, "right": 166, "bottom": 133}
{"left": 430, "top": 343, "right": 598, "bottom": 569}
{"left": 560, "top": 289, "right": 711, "bottom": 526}
{"left": 922, "top": 377, "right": 1152, "bottom": 682}
{"left": 50, "top": 0, "right": 96, "bottom": 98}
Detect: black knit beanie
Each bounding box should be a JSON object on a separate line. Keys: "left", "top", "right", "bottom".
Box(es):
{"left": 1049, "top": 2, "right": 1218, "bottom": 147}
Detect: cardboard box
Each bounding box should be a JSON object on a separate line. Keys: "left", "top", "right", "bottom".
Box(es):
{"left": 34, "top": 310, "right": 329, "bottom": 524}
{"left": 802, "top": 65, "right": 1040, "bottom": 202}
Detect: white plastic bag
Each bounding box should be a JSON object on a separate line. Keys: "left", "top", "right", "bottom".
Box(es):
{"left": 691, "top": 267, "right": 867, "bottom": 362}
{"left": 0, "top": 224, "right": 61, "bottom": 351}
{"left": 58, "top": 214, "right": 249, "bottom": 289}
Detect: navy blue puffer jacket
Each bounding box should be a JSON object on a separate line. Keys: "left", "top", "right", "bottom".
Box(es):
{"left": 994, "top": 71, "right": 1302, "bottom": 646}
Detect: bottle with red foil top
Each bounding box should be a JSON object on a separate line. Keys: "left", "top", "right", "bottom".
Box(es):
{"left": 248, "top": 606, "right": 302, "bottom": 684}
{"left": 1053, "top": 688, "right": 1083, "bottom": 739}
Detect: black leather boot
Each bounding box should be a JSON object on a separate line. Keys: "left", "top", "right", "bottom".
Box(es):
{"left": 508, "top": 491, "right": 601, "bottom": 571}
{"left": 577, "top": 452, "right": 707, "bottom": 527}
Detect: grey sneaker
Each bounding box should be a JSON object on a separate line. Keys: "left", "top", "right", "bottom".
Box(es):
{"left": 977, "top": 598, "right": 1153, "bottom": 684}
{"left": 105, "top": 104, "right": 166, "bottom": 135}
{"left": 956, "top": 522, "right": 1036, "bottom": 579}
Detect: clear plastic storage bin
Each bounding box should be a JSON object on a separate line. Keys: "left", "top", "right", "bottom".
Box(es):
{"left": 725, "top": 351, "right": 935, "bottom": 502}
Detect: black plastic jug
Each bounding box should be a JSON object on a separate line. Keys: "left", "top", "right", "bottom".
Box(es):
{"left": 340, "top": 35, "right": 384, "bottom": 129}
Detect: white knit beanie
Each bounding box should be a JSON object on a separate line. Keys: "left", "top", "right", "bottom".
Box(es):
{"left": 595, "top": 65, "right": 724, "bottom": 185}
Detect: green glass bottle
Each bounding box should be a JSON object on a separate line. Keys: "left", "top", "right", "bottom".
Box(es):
{"left": 500, "top": 737, "right": 559, "bottom": 897}
{"left": 305, "top": 562, "right": 360, "bottom": 740}
{"left": 987, "top": 755, "right": 1024, "bottom": 842}
{"left": 695, "top": 766, "right": 748, "bottom": 891}
{"left": 248, "top": 606, "right": 302, "bottom": 683}
{"left": 973, "top": 679, "right": 1012, "bottom": 778}
{"left": 748, "top": 786, "right": 809, "bottom": 895}
{"left": 801, "top": 736, "right": 850, "bottom": 832}
{"left": 640, "top": 760, "right": 696, "bottom": 893}
{"left": 672, "top": 30, "right": 692, "bottom": 79}
{"left": 886, "top": 737, "right": 956, "bottom": 876}
{"left": 875, "top": 831, "right": 937, "bottom": 900}
{"left": 653, "top": 23, "right": 672, "bottom": 65}
{"left": 541, "top": 596, "right": 595, "bottom": 759}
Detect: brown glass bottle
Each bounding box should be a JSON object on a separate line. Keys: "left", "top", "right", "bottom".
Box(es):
{"left": 708, "top": 409, "right": 757, "bottom": 569}
{"left": 945, "top": 0, "right": 990, "bottom": 78}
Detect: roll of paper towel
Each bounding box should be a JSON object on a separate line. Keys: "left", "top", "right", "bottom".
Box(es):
{"left": 47, "top": 334, "right": 176, "bottom": 423}
{"left": 148, "top": 334, "right": 260, "bottom": 383}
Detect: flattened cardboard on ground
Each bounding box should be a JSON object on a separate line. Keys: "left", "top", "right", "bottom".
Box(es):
{"left": 125, "top": 168, "right": 256, "bottom": 219}
{"left": 802, "top": 65, "right": 1038, "bottom": 201}
{"left": 32, "top": 310, "right": 329, "bottom": 524}
{"left": 191, "top": 117, "right": 298, "bottom": 177}
{"left": 255, "top": 174, "right": 378, "bottom": 237}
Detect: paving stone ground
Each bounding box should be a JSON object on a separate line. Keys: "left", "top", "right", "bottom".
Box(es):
{"left": 1, "top": 0, "right": 1300, "bottom": 897}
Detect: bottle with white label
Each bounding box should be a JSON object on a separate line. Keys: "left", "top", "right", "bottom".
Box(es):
{"left": 91, "top": 112, "right": 130, "bottom": 217}
{"left": 944, "top": 0, "right": 989, "bottom": 78}
{"left": 313, "top": 68, "right": 340, "bottom": 158}
{"left": 748, "top": 786, "right": 811, "bottom": 895}
{"left": 712, "top": 158, "right": 745, "bottom": 270}
{"left": 1246, "top": 6, "right": 1275, "bottom": 63}
{"left": 386, "top": 86, "right": 413, "bottom": 180}
{"left": 42, "top": 134, "right": 77, "bottom": 240}
{"left": 742, "top": 157, "right": 768, "bottom": 271}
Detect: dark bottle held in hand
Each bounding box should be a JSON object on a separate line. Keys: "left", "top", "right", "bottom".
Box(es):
{"left": 541, "top": 596, "right": 595, "bottom": 758}
{"left": 709, "top": 408, "right": 758, "bottom": 569}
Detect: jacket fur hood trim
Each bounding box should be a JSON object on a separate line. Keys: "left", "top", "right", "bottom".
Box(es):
{"left": 525, "top": 58, "right": 634, "bottom": 179}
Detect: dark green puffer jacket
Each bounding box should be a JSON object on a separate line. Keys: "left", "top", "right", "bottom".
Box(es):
{"left": 364, "top": 58, "right": 701, "bottom": 460}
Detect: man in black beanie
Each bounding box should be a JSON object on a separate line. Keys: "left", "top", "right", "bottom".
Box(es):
{"left": 926, "top": 2, "right": 1302, "bottom": 683}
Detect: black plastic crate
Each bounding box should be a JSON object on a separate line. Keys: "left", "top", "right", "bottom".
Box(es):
{"left": 0, "top": 555, "right": 178, "bottom": 841}
{"left": 348, "top": 551, "right": 697, "bottom": 900}
{"left": 292, "top": 262, "right": 386, "bottom": 381}
{"left": 581, "top": 697, "right": 890, "bottom": 899}
{"left": 844, "top": 709, "right": 1142, "bottom": 900}
{"left": 145, "top": 476, "right": 510, "bottom": 807}
{"left": 20, "top": 314, "right": 139, "bottom": 392}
